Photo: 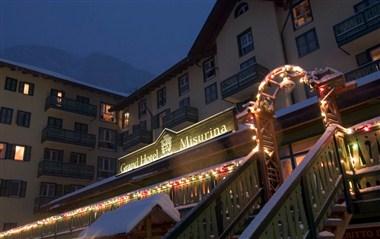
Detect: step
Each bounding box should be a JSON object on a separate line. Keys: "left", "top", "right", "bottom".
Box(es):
{"left": 325, "top": 218, "right": 344, "bottom": 227}
{"left": 332, "top": 202, "right": 346, "bottom": 213}
{"left": 317, "top": 230, "right": 335, "bottom": 239}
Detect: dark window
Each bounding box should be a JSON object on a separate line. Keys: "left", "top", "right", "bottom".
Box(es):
{"left": 76, "top": 96, "right": 90, "bottom": 104}
{"left": 97, "top": 157, "right": 116, "bottom": 179}
{"left": 240, "top": 57, "right": 256, "bottom": 70}
{"left": 18, "top": 82, "right": 34, "bottom": 96}
{"left": 296, "top": 28, "right": 319, "bottom": 57}
{"left": 0, "top": 143, "right": 6, "bottom": 159}
{"left": 70, "top": 152, "right": 86, "bottom": 164}
{"left": 179, "top": 97, "right": 190, "bottom": 107}
{"left": 291, "top": 0, "right": 313, "bottom": 30}
{"left": 2, "top": 223, "right": 17, "bottom": 231}
{"left": 138, "top": 99, "right": 147, "bottom": 118}
{"left": 98, "top": 128, "right": 117, "bottom": 150}
{"left": 237, "top": 28, "right": 254, "bottom": 56}
{"left": 157, "top": 87, "right": 166, "bottom": 108}
{"left": 4, "top": 77, "right": 17, "bottom": 92}
{"left": 74, "top": 122, "right": 88, "bottom": 134}
{"left": 39, "top": 182, "right": 57, "bottom": 197}
{"left": 0, "top": 107, "right": 13, "bottom": 124}
{"left": 152, "top": 109, "right": 170, "bottom": 129}
{"left": 63, "top": 184, "right": 83, "bottom": 195}
{"left": 203, "top": 58, "right": 216, "bottom": 81}
{"left": 234, "top": 2, "right": 249, "bottom": 18}
{"left": 16, "top": 111, "right": 31, "bottom": 128}
{"left": 44, "top": 148, "right": 63, "bottom": 162}
{"left": 354, "top": 0, "right": 380, "bottom": 12}
{"left": 178, "top": 74, "right": 190, "bottom": 96}
{"left": 47, "top": 117, "right": 63, "bottom": 129}
{"left": 0, "top": 179, "right": 27, "bottom": 197}
{"left": 205, "top": 83, "right": 218, "bottom": 104}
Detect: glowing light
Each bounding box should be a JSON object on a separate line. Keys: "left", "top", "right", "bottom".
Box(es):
{"left": 363, "top": 125, "right": 371, "bottom": 132}
{"left": 345, "top": 128, "right": 353, "bottom": 135}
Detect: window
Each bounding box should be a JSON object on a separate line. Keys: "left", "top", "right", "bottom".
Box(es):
{"left": 97, "top": 157, "right": 116, "bottom": 179}
{"left": 0, "top": 107, "right": 13, "bottom": 124}
{"left": 76, "top": 96, "right": 90, "bottom": 104}
{"left": 18, "top": 82, "right": 34, "bottom": 96}
{"left": 40, "top": 183, "right": 56, "bottom": 197}
{"left": 240, "top": 57, "right": 256, "bottom": 70}
{"left": 14, "top": 145, "right": 25, "bottom": 161}
{"left": 47, "top": 117, "right": 63, "bottom": 129}
{"left": 296, "top": 28, "right": 319, "bottom": 57}
{"left": 152, "top": 110, "right": 170, "bottom": 129}
{"left": 0, "top": 180, "right": 27, "bottom": 197}
{"left": 369, "top": 45, "right": 380, "bottom": 61}
{"left": 234, "top": 2, "right": 249, "bottom": 18}
{"left": 2, "top": 223, "right": 17, "bottom": 231}
{"left": 178, "top": 74, "right": 190, "bottom": 96}
{"left": 237, "top": 28, "right": 254, "bottom": 56}
{"left": 16, "top": 111, "right": 31, "bottom": 128}
{"left": 98, "top": 128, "right": 117, "bottom": 149}
{"left": 157, "top": 87, "right": 166, "bottom": 108}
{"left": 0, "top": 143, "right": 5, "bottom": 159}
{"left": 138, "top": 99, "right": 147, "bottom": 118}
{"left": 179, "top": 97, "right": 190, "bottom": 107}
{"left": 203, "top": 58, "right": 216, "bottom": 81}
{"left": 50, "top": 89, "right": 64, "bottom": 104}
{"left": 122, "top": 111, "right": 130, "bottom": 129}
{"left": 64, "top": 184, "right": 83, "bottom": 194}
{"left": 44, "top": 148, "right": 63, "bottom": 162}
{"left": 0, "top": 144, "right": 31, "bottom": 161}
{"left": 205, "top": 83, "right": 218, "bottom": 104}
{"left": 292, "top": 0, "right": 313, "bottom": 29}
{"left": 354, "top": 0, "right": 380, "bottom": 12}
{"left": 4, "top": 77, "right": 17, "bottom": 92}
{"left": 70, "top": 152, "right": 86, "bottom": 164}
{"left": 74, "top": 122, "right": 88, "bottom": 134}
{"left": 100, "top": 103, "right": 116, "bottom": 123}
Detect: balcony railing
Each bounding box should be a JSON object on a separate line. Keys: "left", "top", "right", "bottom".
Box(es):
{"left": 122, "top": 128, "right": 152, "bottom": 150}
{"left": 221, "top": 64, "right": 268, "bottom": 99}
{"left": 345, "top": 60, "right": 380, "bottom": 82}
{"left": 45, "top": 96, "right": 97, "bottom": 117}
{"left": 333, "top": 2, "right": 380, "bottom": 46}
{"left": 163, "top": 106, "right": 199, "bottom": 129}
{"left": 41, "top": 127, "right": 96, "bottom": 148}
{"left": 34, "top": 196, "right": 57, "bottom": 212}
{"left": 38, "top": 160, "right": 95, "bottom": 180}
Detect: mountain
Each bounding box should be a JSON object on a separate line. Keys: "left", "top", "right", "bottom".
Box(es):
{"left": 0, "top": 45, "right": 153, "bottom": 94}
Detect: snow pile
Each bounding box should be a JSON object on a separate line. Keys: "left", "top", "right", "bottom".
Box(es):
{"left": 79, "top": 193, "right": 180, "bottom": 238}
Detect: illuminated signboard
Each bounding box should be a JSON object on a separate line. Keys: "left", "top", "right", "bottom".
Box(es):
{"left": 119, "top": 108, "right": 237, "bottom": 174}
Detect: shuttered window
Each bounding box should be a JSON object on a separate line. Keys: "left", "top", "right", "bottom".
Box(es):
{"left": 0, "top": 179, "right": 27, "bottom": 197}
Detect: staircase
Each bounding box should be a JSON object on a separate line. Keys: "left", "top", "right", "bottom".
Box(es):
{"left": 164, "top": 117, "right": 380, "bottom": 239}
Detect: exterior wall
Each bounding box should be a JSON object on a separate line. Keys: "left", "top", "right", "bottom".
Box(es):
{"left": 0, "top": 66, "right": 123, "bottom": 228}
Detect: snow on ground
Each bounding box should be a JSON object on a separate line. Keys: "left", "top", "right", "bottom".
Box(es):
{"left": 79, "top": 193, "right": 180, "bottom": 238}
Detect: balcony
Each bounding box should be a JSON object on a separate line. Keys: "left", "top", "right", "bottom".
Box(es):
{"left": 333, "top": 2, "right": 380, "bottom": 53}
{"left": 121, "top": 128, "right": 152, "bottom": 152}
{"left": 45, "top": 96, "right": 97, "bottom": 117}
{"left": 38, "top": 160, "right": 95, "bottom": 180}
{"left": 345, "top": 60, "right": 380, "bottom": 82}
{"left": 34, "top": 196, "right": 57, "bottom": 212}
{"left": 221, "top": 64, "right": 268, "bottom": 103}
{"left": 163, "top": 106, "right": 199, "bottom": 130}
{"left": 41, "top": 127, "right": 96, "bottom": 148}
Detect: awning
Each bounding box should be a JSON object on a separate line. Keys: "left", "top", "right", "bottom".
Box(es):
{"left": 79, "top": 193, "right": 180, "bottom": 238}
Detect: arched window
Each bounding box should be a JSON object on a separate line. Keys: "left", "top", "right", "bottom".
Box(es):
{"left": 234, "top": 2, "right": 249, "bottom": 18}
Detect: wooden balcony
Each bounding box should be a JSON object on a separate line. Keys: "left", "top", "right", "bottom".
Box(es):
{"left": 45, "top": 96, "right": 97, "bottom": 117}
{"left": 41, "top": 127, "right": 96, "bottom": 148}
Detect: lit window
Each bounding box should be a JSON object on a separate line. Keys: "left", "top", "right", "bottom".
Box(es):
{"left": 234, "top": 2, "right": 249, "bottom": 18}
{"left": 203, "top": 58, "right": 216, "bottom": 81}
{"left": 237, "top": 29, "right": 254, "bottom": 56}
{"left": 100, "top": 103, "right": 116, "bottom": 123}
{"left": 281, "top": 159, "right": 293, "bottom": 179}
{"left": 370, "top": 46, "right": 380, "bottom": 61}
{"left": 296, "top": 28, "right": 319, "bottom": 57}
{"left": 51, "top": 89, "right": 64, "bottom": 104}
{"left": 0, "top": 143, "right": 6, "bottom": 159}
{"left": 292, "top": 0, "right": 313, "bottom": 29}
{"left": 19, "top": 82, "right": 34, "bottom": 96}
{"left": 122, "top": 111, "right": 130, "bottom": 128}
{"left": 14, "top": 146, "right": 25, "bottom": 161}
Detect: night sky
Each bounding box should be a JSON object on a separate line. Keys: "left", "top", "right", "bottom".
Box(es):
{"left": 0, "top": 0, "right": 215, "bottom": 75}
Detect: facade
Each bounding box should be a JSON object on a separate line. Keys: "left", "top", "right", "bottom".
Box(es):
{"left": 0, "top": 59, "right": 125, "bottom": 230}
{"left": 1, "top": 0, "right": 380, "bottom": 237}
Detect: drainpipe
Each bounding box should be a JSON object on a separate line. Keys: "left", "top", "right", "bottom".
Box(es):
{"left": 279, "top": 1, "right": 292, "bottom": 64}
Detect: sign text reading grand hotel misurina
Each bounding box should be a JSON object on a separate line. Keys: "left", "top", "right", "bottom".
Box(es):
{"left": 119, "top": 109, "right": 236, "bottom": 173}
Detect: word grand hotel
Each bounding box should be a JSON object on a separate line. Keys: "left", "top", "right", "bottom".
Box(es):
{"left": 1, "top": 0, "right": 380, "bottom": 238}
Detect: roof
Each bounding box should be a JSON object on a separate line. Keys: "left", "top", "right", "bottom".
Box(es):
{"left": 79, "top": 193, "right": 180, "bottom": 238}
{"left": 0, "top": 58, "right": 128, "bottom": 98}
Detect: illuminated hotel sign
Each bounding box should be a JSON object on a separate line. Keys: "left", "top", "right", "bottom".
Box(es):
{"left": 119, "top": 108, "right": 237, "bottom": 174}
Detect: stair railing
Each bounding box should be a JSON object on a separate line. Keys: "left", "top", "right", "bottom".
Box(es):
{"left": 164, "top": 151, "right": 264, "bottom": 239}
{"left": 240, "top": 125, "right": 350, "bottom": 239}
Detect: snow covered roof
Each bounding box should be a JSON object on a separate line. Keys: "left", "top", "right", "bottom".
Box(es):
{"left": 79, "top": 193, "right": 180, "bottom": 238}
{"left": 0, "top": 58, "right": 129, "bottom": 97}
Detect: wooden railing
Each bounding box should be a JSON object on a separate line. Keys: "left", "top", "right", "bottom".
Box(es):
{"left": 240, "top": 126, "right": 350, "bottom": 238}
{"left": 164, "top": 154, "right": 263, "bottom": 239}
{"left": 45, "top": 96, "right": 97, "bottom": 117}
